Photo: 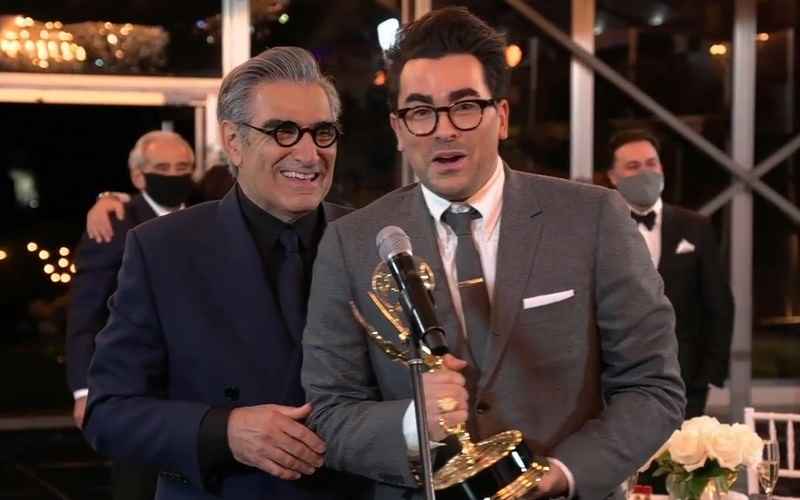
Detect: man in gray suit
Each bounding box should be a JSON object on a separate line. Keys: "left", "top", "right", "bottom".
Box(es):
{"left": 301, "top": 7, "right": 685, "bottom": 499}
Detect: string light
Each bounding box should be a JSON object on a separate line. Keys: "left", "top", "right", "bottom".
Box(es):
{"left": 0, "top": 249, "right": 7, "bottom": 261}
{"left": 44, "top": 263, "right": 55, "bottom": 274}
{"left": 27, "top": 242, "right": 38, "bottom": 252}
{"left": 1, "top": 15, "right": 166, "bottom": 73}
{"left": 709, "top": 44, "right": 727, "bottom": 56}
{"left": 58, "top": 247, "right": 69, "bottom": 256}
{"left": 58, "top": 257, "right": 69, "bottom": 268}
{"left": 38, "top": 249, "right": 50, "bottom": 260}
{"left": 505, "top": 44, "right": 523, "bottom": 68}
{"left": 1, "top": 15, "right": 86, "bottom": 69}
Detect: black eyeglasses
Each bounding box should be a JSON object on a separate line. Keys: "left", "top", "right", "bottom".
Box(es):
{"left": 394, "top": 99, "right": 497, "bottom": 136}
{"left": 240, "top": 121, "right": 342, "bottom": 148}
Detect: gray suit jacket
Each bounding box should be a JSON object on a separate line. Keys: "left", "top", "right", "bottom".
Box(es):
{"left": 302, "top": 168, "right": 686, "bottom": 499}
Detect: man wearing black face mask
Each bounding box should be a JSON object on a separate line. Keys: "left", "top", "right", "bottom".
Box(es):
{"left": 607, "top": 129, "right": 734, "bottom": 420}
{"left": 65, "top": 129, "right": 194, "bottom": 500}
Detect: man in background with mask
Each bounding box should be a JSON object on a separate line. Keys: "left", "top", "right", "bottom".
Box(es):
{"left": 65, "top": 129, "right": 194, "bottom": 500}
{"left": 607, "top": 129, "right": 734, "bottom": 418}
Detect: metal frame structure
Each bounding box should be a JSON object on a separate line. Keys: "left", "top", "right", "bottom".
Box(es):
{"left": 570, "top": 0, "right": 595, "bottom": 183}
{"left": 728, "top": 0, "right": 756, "bottom": 427}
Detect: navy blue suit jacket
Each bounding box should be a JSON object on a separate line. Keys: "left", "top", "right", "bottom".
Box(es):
{"left": 66, "top": 194, "right": 156, "bottom": 393}
{"left": 658, "top": 204, "right": 734, "bottom": 389}
{"left": 84, "top": 187, "right": 359, "bottom": 500}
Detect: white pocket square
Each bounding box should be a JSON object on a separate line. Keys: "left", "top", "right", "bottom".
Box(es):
{"left": 676, "top": 239, "right": 695, "bottom": 254}
{"left": 523, "top": 289, "right": 575, "bottom": 309}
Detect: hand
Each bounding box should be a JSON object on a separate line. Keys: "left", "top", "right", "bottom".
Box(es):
{"left": 227, "top": 403, "right": 325, "bottom": 480}
{"left": 87, "top": 193, "right": 130, "bottom": 243}
{"left": 424, "top": 354, "right": 469, "bottom": 441}
{"left": 73, "top": 396, "right": 87, "bottom": 429}
{"left": 524, "top": 465, "right": 569, "bottom": 499}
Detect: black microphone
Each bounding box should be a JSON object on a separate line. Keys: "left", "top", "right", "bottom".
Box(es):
{"left": 376, "top": 226, "right": 449, "bottom": 356}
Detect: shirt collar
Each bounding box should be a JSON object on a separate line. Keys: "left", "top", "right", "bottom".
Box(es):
{"left": 141, "top": 191, "right": 183, "bottom": 217}
{"left": 421, "top": 156, "right": 505, "bottom": 233}
{"left": 236, "top": 184, "right": 322, "bottom": 252}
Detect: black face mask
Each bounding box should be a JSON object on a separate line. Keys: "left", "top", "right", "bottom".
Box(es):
{"left": 143, "top": 173, "right": 194, "bottom": 208}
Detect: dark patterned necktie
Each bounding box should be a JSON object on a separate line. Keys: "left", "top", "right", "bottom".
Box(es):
{"left": 631, "top": 210, "right": 656, "bottom": 231}
{"left": 277, "top": 227, "right": 306, "bottom": 343}
{"left": 441, "top": 204, "right": 492, "bottom": 367}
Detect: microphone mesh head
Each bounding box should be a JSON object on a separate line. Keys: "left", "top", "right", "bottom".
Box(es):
{"left": 376, "top": 226, "right": 412, "bottom": 262}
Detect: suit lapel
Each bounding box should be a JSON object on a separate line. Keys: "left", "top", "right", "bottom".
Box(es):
{"left": 321, "top": 201, "right": 350, "bottom": 222}
{"left": 658, "top": 204, "right": 679, "bottom": 274}
{"left": 480, "top": 168, "right": 544, "bottom": 388}
{"left": 396, "top": 187, "right": 468, "bottom": 360}
{"left": 203, "top": 188, "right": 291, "bottom": 354}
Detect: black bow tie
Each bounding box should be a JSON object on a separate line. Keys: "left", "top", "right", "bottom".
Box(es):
{"left": 631, "top": 211, "right": 656, "bottom": 231}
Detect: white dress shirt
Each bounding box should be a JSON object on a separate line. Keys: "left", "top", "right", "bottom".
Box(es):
{"left": 142, "top": 191, "right": 185, "bottom": 217}
{"left": 401, "top": 157, "right": 575, "bottom": 497}
{"left": 73, "top": 191, "right": 182, "bottom": 401}
{"left": 630, "top": 198, "right": 662, "bottom": 268}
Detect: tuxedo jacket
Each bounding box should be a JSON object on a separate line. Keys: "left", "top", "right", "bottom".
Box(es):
{"left": 84, "top": 188, "right": 359, "bottom": 500}
{"left": 658, "top": 204, "right": 734, "bottom": 389}
{"left": 302, "top": 167, "right": 686, "bottom": 500}
{"left": 66, "top": 194, "right": 156, "bottom": 393}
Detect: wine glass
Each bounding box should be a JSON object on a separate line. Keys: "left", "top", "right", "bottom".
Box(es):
{"left": 757, "top": 440, "right": 780, "bottom": 500}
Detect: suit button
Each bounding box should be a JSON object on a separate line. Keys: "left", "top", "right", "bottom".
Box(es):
{"left": 224, "top": 386, "right": 240, "bottom": 401}
{"left": 476, "top": 401, "right": 490, "bottom": 414}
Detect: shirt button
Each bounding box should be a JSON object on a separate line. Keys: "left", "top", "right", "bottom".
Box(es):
{"left": 476, "top": 401, "right": 490, "bottom": 414}
{"left": 224, "top": 386, "right": 240, "bottom": 401}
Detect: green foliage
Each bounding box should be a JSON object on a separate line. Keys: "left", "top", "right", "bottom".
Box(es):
{"left": 653, "top": 452, "right": 738, "bottom": 500}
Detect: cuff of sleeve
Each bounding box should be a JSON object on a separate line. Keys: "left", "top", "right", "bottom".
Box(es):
{"left": 547, "top": 457, "right": 575, "bottom": 499}
{"left": 73, "top": 388, "right": 89, "bottom": 400}
{"left": 198, "top": 407, "right": 235, "bottom": 487}
{"left": 402, "top": 401, "right": 444, "bottom": 458}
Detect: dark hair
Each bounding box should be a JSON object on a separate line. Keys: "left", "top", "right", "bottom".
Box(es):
{"left": 608, "top": 129, "right": 661, "bottom": 166}
{"left": 385, "top": 7, "right": 509, "bottom": 108}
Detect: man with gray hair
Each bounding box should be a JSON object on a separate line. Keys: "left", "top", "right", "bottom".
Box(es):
{"left": 83, "top": 47, "right": 359, "bottom": 500}
{"left": 67, "top": 129, "right": 194, "bottom": 500}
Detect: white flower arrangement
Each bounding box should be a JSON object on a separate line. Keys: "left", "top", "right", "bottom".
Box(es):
{"left": 642, "top": 416, "right": 763, "bottom": 499}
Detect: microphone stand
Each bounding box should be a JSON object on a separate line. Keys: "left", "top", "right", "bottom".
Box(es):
{"left": 406, "top": 323, "right": 437, "bottom": 500}
{"left": 387, "top": 253, "right": 448, "bottom": 500}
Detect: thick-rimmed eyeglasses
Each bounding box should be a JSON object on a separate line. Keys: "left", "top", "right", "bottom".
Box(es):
{"left": 240, "top": 121, "right": 342, "bottom": 148}
{"left": 394, "top": 99, "right": 497, "bottom": 137}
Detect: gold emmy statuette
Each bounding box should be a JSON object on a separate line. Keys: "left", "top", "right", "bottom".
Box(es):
{"left": 349, "top": 260, "right": 550, "bottom": 500}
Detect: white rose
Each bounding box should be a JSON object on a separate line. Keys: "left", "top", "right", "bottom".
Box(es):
{"left": 730, "top": 423, "right": 763, "bottom": 466}
{"left": 706, "top": 424, "right": 744, "bottom": 469}
{"left": 682, "top": 416, "right": 721, "bottom": 435}
{"left": 669, "top": 429, "right": 708, "bottom": 472}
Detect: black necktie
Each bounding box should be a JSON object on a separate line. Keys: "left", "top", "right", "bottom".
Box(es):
{"left": 441, "top": 204, "right": 492, "bottom": 368}
{"left": 277, "top": 227, "right": 306, "bottom": 343}
{"left": 631, "top": 210, "right": 656, "bottom": 231}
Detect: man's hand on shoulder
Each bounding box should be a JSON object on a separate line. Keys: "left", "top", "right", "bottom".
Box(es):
{"left": 87, "top": 192, "right": 130, "bottom": 243}
{"left": 227, "top": 403, "right": 325, "bottom": 480}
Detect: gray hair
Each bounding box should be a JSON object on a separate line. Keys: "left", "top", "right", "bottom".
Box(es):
{"left": 217, "top": 46, "right": 341, "bottom": 128}
{"left": 128, "top": 130, "right": 195, "bottom": 170}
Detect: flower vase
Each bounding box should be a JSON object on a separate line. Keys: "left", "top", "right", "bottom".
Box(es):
{"left": 666, "top": 474, "right": 727, "bottom": 500}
